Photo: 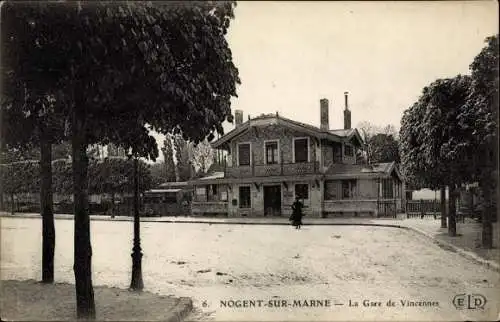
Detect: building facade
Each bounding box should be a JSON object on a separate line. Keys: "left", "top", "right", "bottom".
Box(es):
{"left": 190, "top": 93, "right": 405, "bottom": 218}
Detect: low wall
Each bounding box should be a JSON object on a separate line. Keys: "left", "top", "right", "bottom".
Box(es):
{"left": 323, "top": 200, "right": 378, "bottom": 216}
{"left": 191, "top": 202, "right": 228, "bottom": 216}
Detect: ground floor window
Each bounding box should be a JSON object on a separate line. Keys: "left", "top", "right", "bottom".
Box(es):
{"left": 382, "top": 179, "right": 394, "bottom": 198}
{"left": 164, "top": 192, "right": 177, "bottom": 203}
{"left": 207, "top": 184, "right": 218, "bottom": 201}
{"left": 195, "top": 186, "right": 207, "bottom": 202}
{"left": 324, "top": 180, "right": 339, "bottom": 200}
{"left": 342, "top": 180, "right": 357, "bottom": 199}
{"left": 295, "top": 184, "right": 309, "bottom": 200}
{"left": 239, "top": 186, "right": 251, "bottom": 208}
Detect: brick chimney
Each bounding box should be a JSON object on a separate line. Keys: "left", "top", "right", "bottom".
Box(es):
{"left": 235, "top": 110, "right": 243, "bottom": 127}
{"left": 320, "top": 98, "right": 329, "bottom": 131}
{"left": 343, "top": 92, "right": 351, "bottom": 129}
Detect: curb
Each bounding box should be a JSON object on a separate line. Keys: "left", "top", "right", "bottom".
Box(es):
{"left": 405, "top": 226, "right": 500, "bottom": 273}
{"left": 165, "top": 297, "right": 193, "bottom": 322}
{"left": 1, "top": 213, "right": 405, "bottom": 227}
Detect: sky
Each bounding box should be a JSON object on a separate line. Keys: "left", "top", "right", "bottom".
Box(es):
{"left": 152, "top": 0, "right": 498, "bottom": 162}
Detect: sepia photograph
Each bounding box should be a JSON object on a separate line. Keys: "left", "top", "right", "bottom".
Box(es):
{"left": 0, "top": 1, "right": 499, "bottom": 321}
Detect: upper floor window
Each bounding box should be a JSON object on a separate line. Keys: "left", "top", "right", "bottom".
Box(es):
{"left": 238, "top": 143, "right": 251, "bottom": 166}
{"left": 344, "top": 145, "right": 354, "bottom": 157}
{"left": 293, "top": 138, "right": 309, "bottom": 163}
{"left": 265, "top": 141, "right": 279, "bottom": 164}
{"left": 342, "top": 179, "right": 356, "bottom": 199}
{"left": 295, "top": 184, "right": 309, "bottom": 200}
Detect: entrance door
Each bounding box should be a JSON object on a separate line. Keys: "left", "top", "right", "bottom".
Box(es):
{"left": 264, "top": 185, "right": 282, "bottom": 216}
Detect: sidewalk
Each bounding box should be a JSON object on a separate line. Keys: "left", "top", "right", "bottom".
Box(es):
{"left": 2, "top": 211, "right": 499, "bottom": 271}
{"left": 0, "top": 279, "right": 193, "bottom": 322}
{"left": 400, "top": 217, "right": 500, "bottom": 272}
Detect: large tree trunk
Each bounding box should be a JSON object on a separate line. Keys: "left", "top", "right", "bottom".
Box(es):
{"left": 448, "top": 185, "right": 457, "bottom": 237}
{"left": 481, "top": 182, "right": 493, "bottom": 249}
{"left": 72, "top": 109, "right": 95, "bottom": 320}
{"left": 111, "top": 193, "right": 115, "bottom": 216}
{"left": 440, "top": 186, "right": 447, "bottom": 228}
{"left": 10, "top": 193, "right": 15, "bottom": 215}
{"left": 0, "top": 169, "right": 4, "bottom": 211}
{"left": 40, "top": 137, "right": 55, "bottom": 283}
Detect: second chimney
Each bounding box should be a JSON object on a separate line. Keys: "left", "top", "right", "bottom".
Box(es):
{"left": 320, "top": 98, "right": 329, "bottom": 131}
{"left": 343, "top": 92, "right": 351, "bottom": 130}
{"left": 235, "top": 110, "right": 243, "bottom": 127}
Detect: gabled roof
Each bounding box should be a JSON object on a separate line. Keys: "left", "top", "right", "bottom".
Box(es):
{"left": 211, "top": 113, "right": 364, "bottom": 149}
{"left": 325, "top": 161, "right": 403, "bottom": 181}
{"left": 158, "top": 181, "right": 191, "bottom": 189}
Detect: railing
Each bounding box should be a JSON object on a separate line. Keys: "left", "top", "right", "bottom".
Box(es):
{"left": 377, "top": 200, "right": 397, "bottom": 218}
{"left": 224, "top": 161, "right": 319, "bottom": 178}
{"left": 405, "top": 199, "right": 441, "bottom": 218}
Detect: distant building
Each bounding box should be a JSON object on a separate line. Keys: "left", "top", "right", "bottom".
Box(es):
{"left": 143, "top": 181, "right": 193, "bottom": 216}
{"left": 107, "top": 143, "right": 127, "bottom": 158}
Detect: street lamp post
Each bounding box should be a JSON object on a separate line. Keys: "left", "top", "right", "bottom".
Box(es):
{"left": 130, "top": 155, "right": 144, "bottom": 291}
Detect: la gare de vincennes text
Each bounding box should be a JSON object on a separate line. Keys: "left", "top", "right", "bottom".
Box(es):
{"left": 219, "top": 299, "right": 440, "bottom": 308}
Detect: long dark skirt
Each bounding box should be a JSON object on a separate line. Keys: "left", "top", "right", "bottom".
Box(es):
{"left": 290, "top": 214, "right": 303, "bottom": 227}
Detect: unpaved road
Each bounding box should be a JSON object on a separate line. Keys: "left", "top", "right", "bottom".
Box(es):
{"left": 1, "top": 217, "right": 498, "bottom": 321}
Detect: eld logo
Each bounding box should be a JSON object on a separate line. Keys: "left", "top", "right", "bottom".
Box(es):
{"left": 452, "top": 294, "right": 487, "bottom": 310}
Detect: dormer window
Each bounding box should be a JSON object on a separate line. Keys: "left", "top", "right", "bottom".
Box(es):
{"left": 293, "top": 137, "right": 309, "bottom": 163}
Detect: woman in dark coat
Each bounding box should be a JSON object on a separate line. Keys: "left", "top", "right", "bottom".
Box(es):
{"left": 290, "top": 198, "right": 304, "bottom": 229}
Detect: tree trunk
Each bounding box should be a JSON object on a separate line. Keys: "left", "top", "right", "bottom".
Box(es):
{"left": 440, "top": 186, "right": 447, "bottom": 228}
{"left": 448, "top": 185, "right": 457, "bottom": 237}
{"left": 72, "top": 109, "right": 95, "bottom": 320}
{"left": 0, "top": 170, "right": 4, "bottom": 210}
{"left": 10, "top": 193, "right": 15, "bottom": 215}
{"left": 111, "top": 193, "right": 115, "bottom": 216}
{"left": 40, "top": 137, "right": 55, "bottom": 283}
{"left": 481, "top": 182, "right": 493, "bottom": 249}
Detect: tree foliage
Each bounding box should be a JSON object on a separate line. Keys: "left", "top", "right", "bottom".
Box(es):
{"left": 149, "top": 162, "right": 167, "bottom": 187}
{"left": 190, "top": 138, "right": 215, "bottom": 176}
{"left": 173, "top": 134, "right": 191, "bottom": 181}
{"left": 0, "top": 160, "right": 40, "bottom": 195}
{"left": 88, "top": 157, "right": 153, "bottom": 195}
{"left": 400, "top": 75, "right": 473, "bottom": 189}
{"left": 357, "top": 122, "right": 400, "bottom": 164}
{"left": 1, "top": 157, "right": 153, "bottom": 197}
{"left": 1, "top": 1, "right": 240, "bottom": 317}
{"left": 162, "top": 134, "right": 176, "bottom": 182}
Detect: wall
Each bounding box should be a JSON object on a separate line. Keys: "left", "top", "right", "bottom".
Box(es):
{"left": 323, "top": 200, "right": 378, "bottom": 216}
{"left": 281, "top": 180, "right": 322, "bottom": 217}
{"left": 321, "top": 140, "right": 343, "bottom": 170}
{"left": 226, "top": 183, "right": 263, "bottom": 217}
{"left": 357, "top": 179, "right": 378, "bottom": 199}
{"left": 229, "top": 124, "right": 316, "bottom": 166}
